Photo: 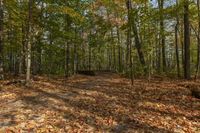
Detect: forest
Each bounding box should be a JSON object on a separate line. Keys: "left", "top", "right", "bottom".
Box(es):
{"left": 0, "top": 0, "right": 200, "bottom": 132}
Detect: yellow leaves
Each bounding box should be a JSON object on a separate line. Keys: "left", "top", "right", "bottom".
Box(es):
{"left": 133, "top": 0, "right": 148, "bottom": 4}
{"left": 46, "top": 5, "right": 84, "bottom": 22}
{"left": 0, "top": 93, "right": 16, "bottom": 100}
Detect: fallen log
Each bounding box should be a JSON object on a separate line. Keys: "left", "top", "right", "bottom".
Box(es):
{"left": 77, "top": 71, "right": 96, "bottom": 76}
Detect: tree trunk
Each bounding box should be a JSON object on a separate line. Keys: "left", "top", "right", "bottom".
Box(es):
{"left": 195, "top": 0, "right": 200, "bottom": 78}
{"left": 37, "top": 1, "right": 44, "bottom": 75}
{"left": 26, "top": 0, "right": 33, "bottom": 85}
{"left": 127, "top": 0, "right": 134, "bottom": 85}
{"left": 19, "top": 24, "right": 25, "bottom": 75}
{"left": 175, "top": 0, "right": 180, "bottom": 77}
{"left": 37, "top": 37, "right": 42, "bottom": 74}
{"left": 0, "top": 0, "right": 4, "bottom": 79}
{"left": 117, "top": 27, "right": 122, "bottom": 72}
{"left": 110, "top": 28, "right": 116, "bottom": 71}
{"left": 65, "top": 42, "right": 69, "bottom": 78}
{"left": 129, "top": 2, "right": 146, "bottom": 73}
{"left": 158, "top": 34, "right": 161, "bottom": 73}
{"left": 73, "top": 43, "right": 77, "bottom": 74}
{"left": 175, "top": 24, "right": 180, "bottom": 77}
{"left": 183, "top": 0, "right": 190, "bottom": 79}
{"left": 89, "top": 45, "right": 91, "bottom": 71}
{"left": 179, "top": 23, "right": 185, "bottom": 72}
{"left": 131, "top": 17, "right": 146, "bottom": 69}
{"left": 158, "top": 0, "right": 167, "bottom": 72}
{"left": 126, "top": 29, "right": 130, "bottom": 72}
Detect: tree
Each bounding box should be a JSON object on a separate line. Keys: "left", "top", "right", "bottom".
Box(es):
{"left": 196, "top": 0, "right": 200, "bottom": 78}
{"left": 130, "top": 8, "right": 146, "bottom": 72}
{"left": 175, "top": 0, "right": 180, "bottom": 77}
{"left": 0, "top": 0, "right": 199, "bottom": 81}
{"left": 158, "top": 0, "right": 167, "bottom": 72}
{"left": 127, "top": 0, "right": 134, "bottom": 85}
{"left": 183, "top": 0, "right": 190, "bottom": 79}
{"left": 0, "top": 0, "right": 3, "bottom": 79}
{"left": 26, "top": 0, "right": 33, "bottom": 84}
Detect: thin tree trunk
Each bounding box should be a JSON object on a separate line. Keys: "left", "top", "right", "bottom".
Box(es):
{"left": 195, "top": 0, "right": 200, "bottom": 78}
{"left": 98, "top": 47, "right": 101, "bottom": 71}
{"left": 111, "top": 28, "right": 116, "bottom": 71}
{"left": 131, "top": 17, "right": 146, "bottom": 70}
{"left": 113, "top": 45, "right": 116, "bottom": 71}
{"left": 74, "top": 43, "right": 77, "bottom": 74}
{"left": 148, "top": 53, "right": 152, "bottom": 81}
{"left": 175, "top": 0, "right": 180, "bottom": 77}
{"left": 127, "top": 0, "right": 134, "bottom": 85}
{"left": 158, "top": 33, "right": 161, "bottom": 73}
{"left": 89, "top": 45, "right": 91, "bottom": 71}
{"left": 37, "top": 1, "right": 44, "bottom": 75}
{"left": 65, "top": 42, "right": 69, "bottom": 78}
{"left": 179, "top": 23, "right": 185, "bottom": 71}
{"left": 19, "top": 24, "right": 25, "bottom": 75}
{"left": 110, "top": 28, "right": 114, "bottom": 71}
{"left": 175, "top": 24, "right": 180, "bottom": 77}
{"left": 158, "top": 0, "right": 167, "bottom": 72}
{"left": 26, "top": 0, "right": 33, "bottom": 85}
{"left": 117, "top": 27, "right": 121, "bottom": 72}
{"left": 107, "top": 48, "right": 111, "bottom": 70}
{"left": 126, "top": 29, "right": 130, "bottom": 72}
{"left": 8, "top": 28, "right": 13, "bottom": 72}
{"left": 37, "top": 37, "right": 42, "bottom": 74}
{"left": 0, "top": 0, "right": 4, "bottom": 79}
{"left": 184, "top": 0, "right": 190, "bottom": 79}
{"left": 129, "top": 28, "right": 133, "bottom": 85}
{"left": 128, "top": 1, "right": 146, "bottom": 73}
{"left": 76, "top": 45, "right": 79, "bottom": 72}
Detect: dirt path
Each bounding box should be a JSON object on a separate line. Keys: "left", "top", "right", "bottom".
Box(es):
{"left": 0, "top": 73, "right": 200, "bottom": 132}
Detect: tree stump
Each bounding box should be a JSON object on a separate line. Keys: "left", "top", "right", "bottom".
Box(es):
{"left": 188, "top": 84, "right": 200, "bottom": 99}
{"left": 191, "top": 88, "right": 200, "bottom": 99}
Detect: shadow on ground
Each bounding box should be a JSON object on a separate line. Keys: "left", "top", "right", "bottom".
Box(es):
{"left": 0, "top": 73, "right": 199, "bottom": 132}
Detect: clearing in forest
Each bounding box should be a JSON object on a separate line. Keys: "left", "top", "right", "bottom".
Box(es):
{"left": 0, "top": 73, "right": 200, "bottom": 133}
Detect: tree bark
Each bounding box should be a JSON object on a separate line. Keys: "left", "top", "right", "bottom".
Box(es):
{"left": 131, "top": 17, "right": 146, "bottom": 68}
{"left": 89, "top": 44, "right": 91, "bottom": 71}
{"left": 110, "top": 28, "right": 116, "bottom": 71}
{"left": 157, "top": 33, "right": 161, "bottom": 73}
{"left": 0, "top": 0, "right": 4, "bottom": 79}
{"left": 126, "top": 29, "right": 130, "bottom": 72}
{"left": 19, "top": 24, "right": 25, "bottom": 75}
{"left": 158, "top": 0, "right": 167, "bottom": 72}
{"left": 117, "top": 26, "right": 122, "bottom": 72}
{"left": 175, "top": 24, "right": 180, "bottom": 77}
{"left": 179, "top": 22, "right": 185, "bottom": 71}
{"left": 183, "top": 0, "right": 191, "bottom": 79}
{"left": 129, "top": 1, "right": 146, "bottom": 73}
{"left": 74, "top": 43, "right": 77, "bottom": 74}
{"left": 175, "top": 0, "right": 180, "bottom": 77}
{"left": 195, "top": 0, "right": 200, "bottom": 78}
{"left": 65, "top": 42, "right": 69, "bottom": 78}
{"left": 26, "top": 0, "right": 33, "bottom": 85}
{"left": 127, "top": 0, "right": 134, "bottom": 85}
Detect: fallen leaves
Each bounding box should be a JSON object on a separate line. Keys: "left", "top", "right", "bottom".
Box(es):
{"left": 0, "top": 73, "right": 200, "bottom": 132}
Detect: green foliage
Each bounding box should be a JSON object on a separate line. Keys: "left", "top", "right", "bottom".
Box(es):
{"left": 1, "top": 0, "right": 200, "bottom": 78}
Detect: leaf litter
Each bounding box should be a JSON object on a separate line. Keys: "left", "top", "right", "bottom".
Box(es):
{"left": 0, "top": 73, "right": 200, "bottom": 133}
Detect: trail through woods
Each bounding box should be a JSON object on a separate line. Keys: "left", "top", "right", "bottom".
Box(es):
{"left": 0, "top": 73, "right": 200, "bottom": 132}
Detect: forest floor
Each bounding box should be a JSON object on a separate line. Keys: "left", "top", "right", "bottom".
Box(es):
{"left": 0, "top": 72, "right": 200, "bottom": 133}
